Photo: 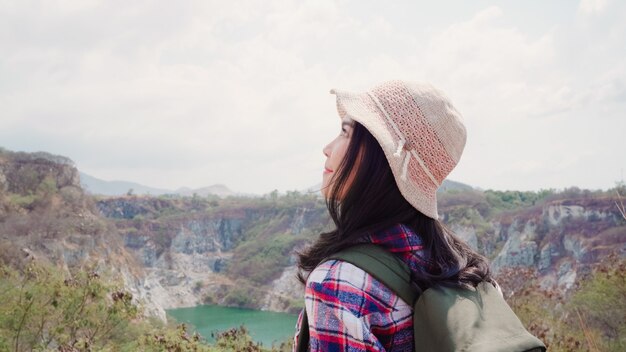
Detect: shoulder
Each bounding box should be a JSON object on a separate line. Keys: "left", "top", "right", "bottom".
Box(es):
{"left": 306, "top": 259, "right": 410, "bottom": 314}
{"left": 307, "top": 259, "right": 367, "bottom": 287}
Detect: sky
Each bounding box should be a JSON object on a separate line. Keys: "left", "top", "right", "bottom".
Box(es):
{"left": 1, "top": 0, "right": 625, "bottom": 195}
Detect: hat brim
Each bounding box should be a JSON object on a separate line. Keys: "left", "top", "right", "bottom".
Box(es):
{"left": 329, "top": 88, "right": 439, "bottom": 219}
{"left": 330, "top": 89, "right": 396, "bottom": 155}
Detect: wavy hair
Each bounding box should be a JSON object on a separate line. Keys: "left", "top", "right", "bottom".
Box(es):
{"left": 297, "top": 122, "right": 493, "bottom": 292}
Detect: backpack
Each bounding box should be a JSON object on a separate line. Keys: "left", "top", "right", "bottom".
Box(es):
{"left": 296, "top": 244, "right": 546, "bottom": 352}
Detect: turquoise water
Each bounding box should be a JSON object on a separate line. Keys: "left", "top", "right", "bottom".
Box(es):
{"left": 167, "top": 305, "right": 299, "bottom": 347}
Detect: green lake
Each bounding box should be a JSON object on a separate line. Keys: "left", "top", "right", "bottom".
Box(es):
{"left": 167, "top": 305, "right": 299, "bottom": 347}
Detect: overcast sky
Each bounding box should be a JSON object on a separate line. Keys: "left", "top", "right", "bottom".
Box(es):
{"left": 1, "top": 0, "right": 624, "bottom": 195}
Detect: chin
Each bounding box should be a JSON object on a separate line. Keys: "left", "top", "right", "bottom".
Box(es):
{"left": 320, "top": 183, "right": 330, "bottom": 198}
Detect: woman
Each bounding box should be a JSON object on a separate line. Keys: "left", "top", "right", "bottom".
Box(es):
{"left": 294, "top": 80, "right": 494, "bottom": 351}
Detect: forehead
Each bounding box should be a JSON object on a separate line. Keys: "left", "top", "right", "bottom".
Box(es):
{"left": 341, "top": 116, "right": 354, "bottom": 126}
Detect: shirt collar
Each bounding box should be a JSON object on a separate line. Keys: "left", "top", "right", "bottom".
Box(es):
{"left": 357, "top": 223, "right": 424, "bottom": 253}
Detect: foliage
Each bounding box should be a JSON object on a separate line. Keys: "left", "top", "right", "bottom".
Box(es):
{"left": 6, "top": 194, "right": 38, "bottom": 210}
{"left": 497, "top": 254, "right": 626, "bottom": 352}
{"left": 139, "top": 323, "right": 211, "bottom": 351}
{"left": 223, "top": 283, "right": 260, "bottom": 307}
{"left": 483, "top": 189, "right": 555, "bottom": 212}
{"left": 569, "top": 254, "right": 626, "bottom": 351}
{"left": 212, "top": 326, "right": 292, "bottom": 352}
{"left": 0, "top": 261, "right": 293, "bottom": 351}
{"left": 437, "top": 189, "right": 490, "bottom": 216}
{"left": 211, "top": 326, "right": 264, "bottom": 351}
{"left": 0, "top": 262, "right": 141, "bottom": 351}
{"left": 227, "top": 232, "right": 304, "bottom": 285}
{"left": 135, "top": 320, "right": 293, "bottom": 351}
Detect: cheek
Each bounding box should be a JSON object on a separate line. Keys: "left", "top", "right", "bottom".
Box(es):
{"left": 334, "top": 141, "right": 350, "bottom": 163}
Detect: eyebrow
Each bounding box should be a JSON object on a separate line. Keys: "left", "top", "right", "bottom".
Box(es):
{"left": 341, "top": 121, "right": 354, "bottom": 128}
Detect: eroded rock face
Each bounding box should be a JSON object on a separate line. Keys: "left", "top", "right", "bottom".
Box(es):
{"left": 452, "top": 224, "right": 479, "bottom": 251}
{"left": 491, "top": 220, "right": 540, "bottom": 272}
{"left": 107, "top": 191, "right": 624, "bottom": 314}
{"left": 95, "top": 197, "right": 329, "bottom": 310}
{"left": 5, "top": 148, "right": 624, "bottom": 317}
{"left": 261, "top": 265, "right": 303, "bottom": 313}
{"left": 486, "top": 200, "right": 625, "bottom": 290}
{"left": 539, "top": 242, "right": 560, "bottom": 271}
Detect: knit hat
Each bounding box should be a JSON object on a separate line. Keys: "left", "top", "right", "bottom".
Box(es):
{"left": 330, "top": 80, "right": 466, "bottom": 219}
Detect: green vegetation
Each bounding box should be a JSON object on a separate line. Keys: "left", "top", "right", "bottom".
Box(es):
{"left": 228, "top": 232, "right": 301, "bottom": 285}
{"left": 498, "top": 254, "right": 625, "bottom": 352}
{"left": 569, "top": 256, "right": 626, "bottom": 351}
{"left": 0, "top": 262, "right": 142, "bottom": 351}
{"left": 0, "top": 262, "right": 293, "bottom": 351}
{"left": 6, "top": 193, "right": 38, "bottom": 209}
{"left": 2, "top": 147, "right": 624, "bottom": 350}
{"left": 483, "top": 189, "right": 555, "bottom": 211}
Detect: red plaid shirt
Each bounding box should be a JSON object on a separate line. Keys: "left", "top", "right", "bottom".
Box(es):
{"left": 293, "top": 223, "right": 428, "bottom": 351}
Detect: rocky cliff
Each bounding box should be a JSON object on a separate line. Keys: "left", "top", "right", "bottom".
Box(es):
{"left": 488, "top": 199, "right": 624, "bottom": 289}
{"left": 95, "top": 195, "right": 328, "bottom": 313}
{"left": 439, "top": 189, "right": 625, "bottom": 291}
{"left": 2, "top": 148, "right": 625, "bottom": 319}
{"left": 0, "top": 149, "right": 167, "bottom": 320}
{"left": 95, "top": 187, "right": 626, "bottom": 316}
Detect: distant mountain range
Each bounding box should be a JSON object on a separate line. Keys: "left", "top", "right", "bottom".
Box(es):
{"left": 79, "top": 172, "right": 235, "bottom": 198}
{"left": 437, "top": 179, "right": 474, "bottom": 193}
{"left": 80, "top": 172, "right": 475, "bottom": 198}
{"left": 303, "top": 179, "right": 474, "bottom": 196}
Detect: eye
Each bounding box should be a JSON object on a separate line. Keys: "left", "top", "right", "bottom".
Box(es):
{"left": 339, "top": 119, "right": 353, "bottom": 137}
{"left": 340, "top": 127, "right": 348, "bottom": 137}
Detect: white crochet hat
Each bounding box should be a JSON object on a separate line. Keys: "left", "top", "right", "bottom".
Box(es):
{"left": 330, "top": 80, "right": 466, "bottom": 219}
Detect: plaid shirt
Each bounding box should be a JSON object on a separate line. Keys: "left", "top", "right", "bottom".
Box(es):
{"left": 293, "top": 223, "right": 428, "bottom": 351}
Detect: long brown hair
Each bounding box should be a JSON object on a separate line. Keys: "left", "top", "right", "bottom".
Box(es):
{"left": 297, "top": 122, "right": 493, "bottom": 292}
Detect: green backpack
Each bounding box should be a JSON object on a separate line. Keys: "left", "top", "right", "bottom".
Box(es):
{"left": 296, "top": 244, "right": 546, "bottom": 352}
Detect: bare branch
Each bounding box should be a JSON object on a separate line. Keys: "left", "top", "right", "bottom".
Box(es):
{"left": 616, "top": 190, "right": 626, "bottom": 220}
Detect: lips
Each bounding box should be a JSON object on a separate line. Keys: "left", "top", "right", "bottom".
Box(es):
{"left": 324, "top": 167, "right": 333, "bottom": 173}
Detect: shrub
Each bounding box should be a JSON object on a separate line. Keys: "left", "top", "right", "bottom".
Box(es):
{"left": 0, "top": 263, "right": 141, "bottom": 351}
{"left": 568, "top": 255, "right": 626, "bottom": 351}
{"left": 139, "top": 323, "right": 210, "bottom": 351}
{"left": 496, "top": 254, "right": 626, "bottom": 352}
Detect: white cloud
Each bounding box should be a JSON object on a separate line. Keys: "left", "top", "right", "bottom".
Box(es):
{"left": 0, "top": 1, "right": 624, "bottom": 193}
{"left": 578, "top": 0, "right": 610, "bottom": 15}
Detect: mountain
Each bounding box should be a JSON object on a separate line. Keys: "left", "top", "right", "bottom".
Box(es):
{"left": 3, "top": 147, "right": 624, "bottom": 348}
{"left": 0, "top": 149, "right": 166, "bottom": 320}
{"left": 3, "top": 148, "right": 625, "bottom": 311}
{"left": 79, "top": 172, "right": 236, "bottom": 198}
{"left": 304, "top": 178, "right": 475, "bottom": 196}
{"left": 79, "top": 172, "right": 171, "bottom": 196}
{"left": 175, "top": 184, "right": 235, "bottom": 198}
{"left": 437, "top": 179, "right": 474, "bottom": 193}
{"left": 92, "top": 183, "right": 626, "bottom": 315}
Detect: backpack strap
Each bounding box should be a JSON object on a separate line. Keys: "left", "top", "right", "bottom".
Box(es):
{"left": 295, "top": 244, "right": 416, "bottom": 352}
{"left": 296, "top": 244, "right": 547, "bottom": 352}
{"left": 295, "top": 309, "right": 310, "bottom": 352}
{"left": 327, "top": 243, "right": 417, "bottom": 305}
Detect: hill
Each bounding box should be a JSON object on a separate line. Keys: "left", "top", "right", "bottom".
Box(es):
{"left": 1, "top": 147, "right": 625, "bottom": 350}
{"left": 79, "top": 171, "right": 236, "bottom": 198}
{"left": 0, "top": 148, "right": 166, "bottom": 320}
{"left": 79, "top": 171, "right": 172, "bottom": 196}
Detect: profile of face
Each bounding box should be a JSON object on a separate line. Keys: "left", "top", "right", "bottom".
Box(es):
{"left": 321, "top": 116, "right": 357, "bottom": 199}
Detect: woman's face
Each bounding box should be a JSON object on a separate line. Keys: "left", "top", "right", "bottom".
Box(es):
{"left": 321, "top": 116, "right": 356, "bottom": 199}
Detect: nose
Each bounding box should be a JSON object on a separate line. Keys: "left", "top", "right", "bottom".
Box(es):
{"left": 323, "top": 142, "right": 331, "bottom": 158}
